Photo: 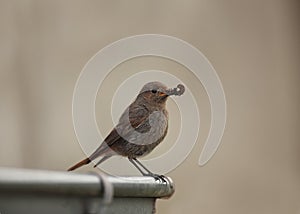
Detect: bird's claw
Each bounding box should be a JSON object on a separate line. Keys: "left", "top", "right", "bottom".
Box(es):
{"left": 145, "top": 173, "right": 168, "bottom": 183}
{"left": 155, "top": 175, "right": 168, "bottom": 183}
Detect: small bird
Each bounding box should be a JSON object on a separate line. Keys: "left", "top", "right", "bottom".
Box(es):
{"left": 68, "top": 81, "right": 185, "bottom": 178}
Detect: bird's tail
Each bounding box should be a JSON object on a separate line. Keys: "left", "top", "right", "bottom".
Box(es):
{"left": 68, "top": 158, "right": 91, "bottom": 171}
{"left": 68, "top": 143, "right": 111, "bottom": 171}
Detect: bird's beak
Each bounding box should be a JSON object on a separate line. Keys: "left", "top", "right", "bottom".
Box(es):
{"left": 158, "top": 91, "right": 168, "bottom": 97}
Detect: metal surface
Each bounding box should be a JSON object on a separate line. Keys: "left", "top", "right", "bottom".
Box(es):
{"left": 0, "top": 195, "right": 156, "bottom": 214}
{"left": 0, "top": 167, "right": 174, "bottom": 214}
{"left": 0, "top": 167, "right": 174, "bottom": 197}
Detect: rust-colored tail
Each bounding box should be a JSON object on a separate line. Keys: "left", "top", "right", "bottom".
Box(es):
{"left": 68, "top": 158, "right": 91, "bottom": 171}
{"left": 68, "top": 142, "right": 112, "bottom": 171}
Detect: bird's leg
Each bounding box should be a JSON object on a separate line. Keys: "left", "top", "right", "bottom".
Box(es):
{"left": 129, "top": 158, "right": 167, "bottom": 183}
{"left": 132, "top": 158, "right": 154, "bottom": 174}
{"left": 128, "top": 158, "right": 148, "bottom": 175}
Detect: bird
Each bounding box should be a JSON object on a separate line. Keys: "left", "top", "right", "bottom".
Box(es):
{"left": 68, "top": 81, "right": 185, "bottom": 179}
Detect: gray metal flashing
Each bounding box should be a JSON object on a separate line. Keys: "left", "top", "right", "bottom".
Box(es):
{"left": 0, "top": 167, "right": 175, "bottom": 214}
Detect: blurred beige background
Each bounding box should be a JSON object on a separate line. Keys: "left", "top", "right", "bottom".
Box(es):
{"left": 0, "top": 1, "right": 299, "bottom": 213}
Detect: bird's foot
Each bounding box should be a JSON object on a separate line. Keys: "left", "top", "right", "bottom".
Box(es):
{"left": 145, "top": 173, "right": 168, "bottom": 183}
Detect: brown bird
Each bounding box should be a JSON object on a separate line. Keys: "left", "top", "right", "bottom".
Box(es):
{"left": 68, "top": 81, "right": 185, "bottom": 178}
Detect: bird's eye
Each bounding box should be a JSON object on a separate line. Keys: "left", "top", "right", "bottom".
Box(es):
{"left": 151, "top": 89, "right": 157, "bottom": 94}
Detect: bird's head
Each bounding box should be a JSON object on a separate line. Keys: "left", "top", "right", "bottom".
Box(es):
{"left": 137, "top": 81, "right": 185, "bottom": 107}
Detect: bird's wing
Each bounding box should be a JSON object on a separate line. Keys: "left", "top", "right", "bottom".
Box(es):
{"left": 116, "top": 103, "right": 151, "bottom": 136}
{"left": 128, "top": 104, "right": 151, "bottom": 131}
{"left": 88, "top": 104, "right": 150, "bottom": 160}
{"left": 87, "top": 128, "right": 122, "bottom": 161}
{"left": 108, "top": 104, "right": 150, "bottom": 145}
